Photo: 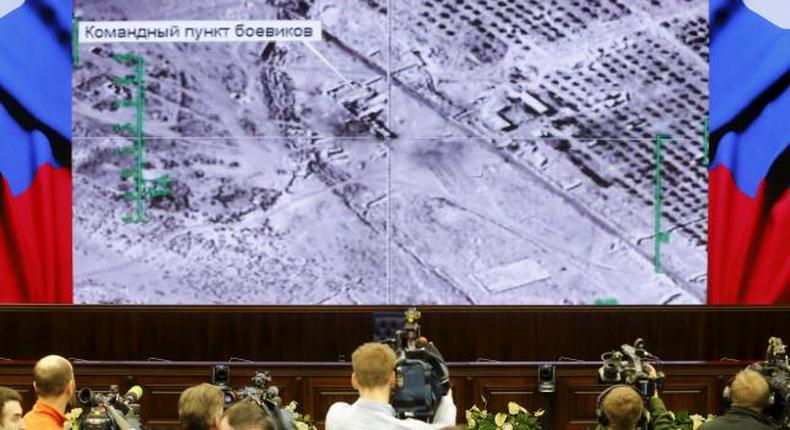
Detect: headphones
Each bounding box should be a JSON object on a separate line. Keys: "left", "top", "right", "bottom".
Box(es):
{"left": 596, "top": 385, "right": 647, "bottom": 428}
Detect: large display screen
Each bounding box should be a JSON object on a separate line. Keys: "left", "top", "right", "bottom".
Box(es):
{"left": 70, "top": 0, "right": 710, "bottom": 304}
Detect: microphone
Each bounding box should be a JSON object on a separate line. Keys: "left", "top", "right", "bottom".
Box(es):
{"left": 122, "top": 386, "right": 143, "bottom": 404}
{"left": 266, "top": 386, "right": 282, "bottom": 405}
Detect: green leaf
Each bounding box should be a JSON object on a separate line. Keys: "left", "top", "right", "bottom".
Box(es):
{"left": 479, "top": 420, "right": 497, "bottom": 430}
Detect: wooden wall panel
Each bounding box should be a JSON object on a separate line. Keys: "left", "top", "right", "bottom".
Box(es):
{"left": 661, "top": 382, "right": 712, "bottom": 417}
{"left": 563, "top": 383, "right": 600, "bottom": 427}
{"left": 302, "top": 376, "right": 357, "bottom": 427}
{"left": 0, "top": 306, "right": 787, "bottom": 363}
{"left": 471, "top": 376, "right": 541, "bottom": 413}
{"left": 143, "top": 383, "right": 188, "bottom": 429}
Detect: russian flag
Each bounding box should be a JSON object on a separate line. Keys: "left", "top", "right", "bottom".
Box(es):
{"left": 709, "top": 0, "right": 790, "bottom": 304}
{"left": 0, "top": 0, "right": 72, "bottom": 302}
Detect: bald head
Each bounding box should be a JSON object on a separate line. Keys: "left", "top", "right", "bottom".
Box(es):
{"left": 731, "top": 369, "right": 770, "bottom": 410}
{"left": 602, "top": 386, "right": 644, "bottom": 430}
{"left": 33, "top": 355, "right": 74, "bottom": 398}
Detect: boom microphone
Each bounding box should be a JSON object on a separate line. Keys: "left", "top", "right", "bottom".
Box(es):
{"left": 122, "top": 386, "right": 143, "bottom": 404}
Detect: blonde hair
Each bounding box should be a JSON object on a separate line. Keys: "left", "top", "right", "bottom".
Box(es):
{"left": 223, "top": 400, "right": 268, "bottom": 430}
{"left": 178, "top": 383, "right": 224, "bottom": 430}
{"left": 602, "top": 386, "right": 644, "bottom": 430}
{"left": 732, "top": 369, "right": 770, "bottom": 408}
{"left": 351, "top": 343, "right": 396, "bottom": 388}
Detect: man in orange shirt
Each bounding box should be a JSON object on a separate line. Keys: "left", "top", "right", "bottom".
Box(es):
{"left": 23, "top": 355, "right": 75, "bottom": 430}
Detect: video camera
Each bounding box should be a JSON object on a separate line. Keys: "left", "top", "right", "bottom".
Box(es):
{"left": 76, "top": 385, "right": 144, "bottom": 430}
{"left": 747, "top": 337, "right": 790, "bottom": 429}
{"left": 381, "top": 308, "right": 450, "bottom": 421}
{"left": 210, "top": 366, "right": 293, "bottom": 430}
{"left": 598, "top": 338, "right": 665, "bottom": 401}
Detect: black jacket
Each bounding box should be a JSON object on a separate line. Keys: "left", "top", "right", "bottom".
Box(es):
{"left": 699, "top": 406, "right": 777, "bottom": 430}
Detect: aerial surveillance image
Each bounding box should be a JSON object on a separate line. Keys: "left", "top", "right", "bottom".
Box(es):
{"left": 72, "top": 0, "right": 709, "bottom": 304}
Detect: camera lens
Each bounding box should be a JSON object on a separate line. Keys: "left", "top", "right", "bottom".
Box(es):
{"left": 78, "top": 388, "right": 94, "bottom": 405}
{"left": 603, "top": 363, "right": 618, "bottom": 380}
{"left": 637, "top": 380, "right": 650, "bottom": 398}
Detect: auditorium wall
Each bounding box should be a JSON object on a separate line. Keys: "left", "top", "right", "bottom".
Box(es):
{"left": 0, "top": 306, "right": 786, "bottom": 361}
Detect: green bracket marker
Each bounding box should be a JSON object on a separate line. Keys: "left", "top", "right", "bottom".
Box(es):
{"left": 593, "top": 298, "right": 619, "bottom": 306}
{"left": 701, "top": 118, "right": 709, "bottom": 166}
{"left": 653, "top": 133, "right": 671, "bottom": 273}
{"left": 112, "top": 53, "right": 170, "bottom": 224}
{"left": 72, "top": 16, "right": 80, "bottom": 67}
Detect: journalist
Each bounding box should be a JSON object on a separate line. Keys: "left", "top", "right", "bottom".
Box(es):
{"left": 179, "top": 383, "right": 225, "bottom": 430}
{"left": 220, "top": 400, "right": 269, "bottom": 430}
{"left": 23, "top": 355, "right": 75, "bottom": 430}
{"left": 325, "top": 342, "right": 456, "bottom": 430}
{"left": 699, "top": 369, "right": 776, "bottom": 430}
{"left": 596, "top": 365, "right": 676, "bottom": 430}
{"left": 0, "top": 387, "right": 24, "bottom": 430}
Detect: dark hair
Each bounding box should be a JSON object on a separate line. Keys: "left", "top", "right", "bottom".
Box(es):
{"left": 223, "top": 400, "right": 269, "bottom": 430}
{"left": 0, "top": 387, "right": 22, "bottom": 421}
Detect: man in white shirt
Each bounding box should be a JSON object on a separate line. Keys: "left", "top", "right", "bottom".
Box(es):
{"left": 325, "top": 343, "right": 456, "bottom": 430}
